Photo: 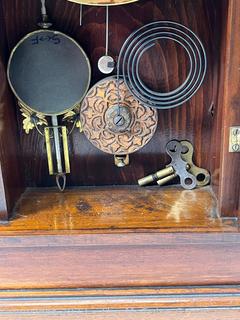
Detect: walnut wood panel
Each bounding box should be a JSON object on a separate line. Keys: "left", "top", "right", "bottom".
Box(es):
{"left": 0, "top": 2, "right": 24, "bottom": 219}
{"left": 0, "top": 186, "right": 237, "bottom": 234}
{"left": 0, "top": 230, "right": 240, "bottom": 289}
{"left": 1, "top": 310, "right": 240, "bottom": 320}
{"left": 0, "top": 0, "right": 228, "bottom": 196}
{"left": 0, "top": 286, "right": 240, "bottom": 312}
{"left": 219, "top": 0, "right": 240, "bottom": 217}
{"left": 0, "top": 310, "right": 239, "bottom": 320}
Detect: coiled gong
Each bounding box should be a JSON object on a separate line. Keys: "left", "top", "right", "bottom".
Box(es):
{"left": 117, "top": 21, "right": 207, "bottom": 109}
{"left": 80, "top": 76, "right": 158, "bottom": 157}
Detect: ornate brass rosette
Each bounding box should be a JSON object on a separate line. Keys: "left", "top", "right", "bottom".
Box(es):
{"left": 67, "top": 0, "right": 138, "bottom": 6}
{"left": 80, "top": 76, "right": 158, "bottom": 155}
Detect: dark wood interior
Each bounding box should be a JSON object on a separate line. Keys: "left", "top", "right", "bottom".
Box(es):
{"left": 0, "top": 0, "right": 239, "bottom": 219}
{"left": 0, "top": 1, "right": 240, "bottom": 317}
{"left": 0, "top": 0, "right": 227, "bottom": 183}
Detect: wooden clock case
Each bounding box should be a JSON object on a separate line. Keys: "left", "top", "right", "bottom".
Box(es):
{"left": 0, "top": 0, "right": 239, "bottom": 318}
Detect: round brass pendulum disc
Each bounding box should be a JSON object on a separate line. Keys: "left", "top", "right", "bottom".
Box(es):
{"left": 80, "top": 76, "right": 158, "bottom": 155}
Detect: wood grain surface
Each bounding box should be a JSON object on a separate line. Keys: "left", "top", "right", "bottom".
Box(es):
{"left": 0, "top": 0, "right": 228, "bottom": 197}
{"left": 1, "top": 310, "right": 240, "bottom": 320}
{"left": 0, "top": 186, "right": 238, "bottom": 292}
{"left": 0, "top": 3, "right": 24, "bottom": 219}
{"left": 219, "top": 0, "right": 240, "bottom": 217}
{"left": 0, "top": 310, "right": 239, "bottom": 320}
{"left": 0, "top": 230, "right": 240, "bottom": 289}
{"left": 0, "top": 285, "right": 240, "bottom": 313}
{"left": 0, "top": 186, "right": 237, "bottom": 234}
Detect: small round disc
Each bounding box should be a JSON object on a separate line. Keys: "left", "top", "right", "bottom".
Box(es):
{"left": 98, "top": 55, "right": 115, "bottom": 74}
{"left": 80, "top": 76, "right": 158, "bottom": 155}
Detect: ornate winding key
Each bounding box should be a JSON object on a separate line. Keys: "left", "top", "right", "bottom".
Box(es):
{"left": 138, "top": 140, "right": 210, "bottom": 190}
{"left": 180, "top": 140, "right": 211, "bottom": 187}
{"left": 160, "top": 140, "right": 197, "bottom": 190}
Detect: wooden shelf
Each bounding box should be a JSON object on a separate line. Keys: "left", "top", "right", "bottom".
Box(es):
{"left": 0, "top": 186, "right": 237, "bottom": 235}
{"left": 0, "top": 186, "right": 239, "bottom": 298}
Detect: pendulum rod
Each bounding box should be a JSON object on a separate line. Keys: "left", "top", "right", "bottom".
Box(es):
{"left": 105, "top": 6, "right": 109, "bottom": 56}
{"left": 98, "top": 6, "right": 114, "bottom": 74}
{"left": 51, "top": 115, "right": 63, "bottom": 174}
{"left": 79, "top": 4, "right": 83, "bottom": 26}
{"left": 40, "top": 0, "right": 47, "bottom": 16}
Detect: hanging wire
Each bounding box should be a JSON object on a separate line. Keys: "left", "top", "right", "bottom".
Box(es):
{"left": 40, "top": 0, "right": 47, "bottom": 16}
{"left": 79, "top": 4, "right": 83, "bottom": 26}
{"left": 105, "top": 6, "right": 109, "bottom": 55}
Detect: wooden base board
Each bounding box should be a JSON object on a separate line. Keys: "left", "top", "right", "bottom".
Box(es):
{"left": 0, "top": 286, "right": 240, "bottom": 318}
{"left": 0, "top": 186, "right": 237, "bottom": 234}
{"left": 0, "top": 186, "right": 239, "bottom": 317}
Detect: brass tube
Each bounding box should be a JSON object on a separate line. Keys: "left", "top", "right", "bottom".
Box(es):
{"left": 62, "top": 126, "right": 70, "bottom": 174}
{"left": 157, "top": 173, "right": 178, "bottom": 186}
{"left": 138, "top": 166, "right": 174, "bottom": 186}
{"left": 44, "top": 127, "right": 54, "bottom": 175}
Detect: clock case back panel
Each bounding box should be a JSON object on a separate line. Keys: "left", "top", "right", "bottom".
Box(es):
{"left": 0, "top": 0, "right": 237, "bottom": 218}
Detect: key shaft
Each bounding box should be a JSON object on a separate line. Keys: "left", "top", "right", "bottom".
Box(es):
{"left": 138, "top": 166, "right": 174, "bottom": 186}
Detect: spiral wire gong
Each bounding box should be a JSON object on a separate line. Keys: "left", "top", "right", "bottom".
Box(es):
{"left": 117, "top": 21, "right": 207, "bottom": 109}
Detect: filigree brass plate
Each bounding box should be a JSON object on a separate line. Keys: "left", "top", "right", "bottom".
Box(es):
{"left": 80, "top": 76, "right": 158, "bottom": 155}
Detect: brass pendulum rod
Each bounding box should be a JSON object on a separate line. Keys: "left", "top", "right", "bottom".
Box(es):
{"left": 51, "top": 115, "right": 63, "bottom": 174}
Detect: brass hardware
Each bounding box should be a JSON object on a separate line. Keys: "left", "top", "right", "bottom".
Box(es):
{"left": 19, "top": 102, "right": 48, "bottom": 135}
{"left": 105, "top": 105, "right": 132, "bottom": 133}
{"left": 180, "top": 140, "right": 211, "bottom": 187}
{"left": 138, "top": 140, "right": 210, "bottom": 190}
{"left": 138, "top": 167, "right": 174, "bottom": 186}
{"left": 139, "top": 164, "right": 190, "bottom": 187}
{"left": 56, "top": 174, "right": 67, "bottom": 192}
{"left": 61, "top": 126, "right": 70, "bottom": 174}
{"left": 7, "top": 26, "right": 91, "bottom": 191}
{"left": 229, "top": 127, "right": 240, "bottom": 152}
{"left": 45, "top": 127, "right": 54, "bottom": 175}
{"left": 81, "top": 76, "right": 158, "bottom": 169}
{"left": 157, "top": 173, "right": 177, "bottom": 186}
{"left": 62, "top": 106, "right": 83, "bottom": 133}
{"left": 114, "top": 155, "right": 129, "bottom": 167}
{"left": 44, "top": 125, "right": 70, "bottom": 176}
